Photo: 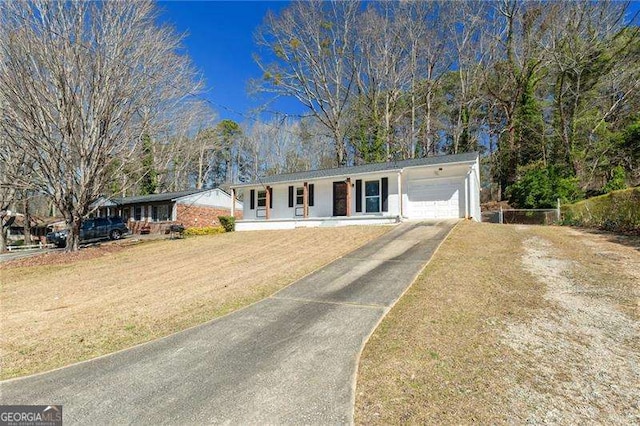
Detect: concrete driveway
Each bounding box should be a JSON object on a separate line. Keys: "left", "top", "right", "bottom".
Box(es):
{"left": 0, "top": 220, "right": 456, "bottom": 424}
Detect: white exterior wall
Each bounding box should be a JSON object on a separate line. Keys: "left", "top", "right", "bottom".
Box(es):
{"left": 402, "top": 164, "right": 470, "bottom": 220}
{"left": 235, "top": 157, "right": 480, "bottom": 228}
{"left": 469, "top": 158, "right": 482, "bottom": 221}
{"left": 240, "top": 172, "right": 400, "bottom": 220}
{"left": 178, "top": 189, "right": 242, "bottom": 210}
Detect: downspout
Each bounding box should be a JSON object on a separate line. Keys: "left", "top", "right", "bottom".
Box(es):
{"left": 465, "top": 171, "right": 470, "bottom": 219}
{"left": 397, "top": 170, "right": 403, "bottom": 220}
{"left": 230, "top": 188, "right": 236, "bottom": 218}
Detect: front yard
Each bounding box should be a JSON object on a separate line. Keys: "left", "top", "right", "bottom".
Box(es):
{"left": 355, "top": 221, "right": 639, "bottom": 424}
{"left": 0, "top": 226, "right": 388, "bottom": 379}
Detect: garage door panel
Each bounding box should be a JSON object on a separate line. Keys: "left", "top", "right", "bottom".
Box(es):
{"left": 407, "top": 179, "right": 461, "bottom": 219}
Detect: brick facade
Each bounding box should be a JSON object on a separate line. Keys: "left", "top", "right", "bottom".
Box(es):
{"left": 176, "top": 203, "right": 243, "bottom": 228}
{"left": 127, "top": 220, "right": 173, "bottom": 234}
{"left": 126, "top": 203, "right": 243, "bottom": 234}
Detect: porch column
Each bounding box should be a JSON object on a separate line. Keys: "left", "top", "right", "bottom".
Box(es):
{"left": 230, "top": 188, "right": 236, "bottom": 217}
{"left": 303, "top": 182, "right": 309, "bottom": 219}
{"left": 265, "top": 186, "right": 271, "bottom": 220}
{"left": 346, "top": 177, "right": 352, "bottom": 216}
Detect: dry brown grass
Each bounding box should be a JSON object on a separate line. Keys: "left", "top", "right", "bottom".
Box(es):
{"left": 355, "top": 221, "right": 640, "bottom": 424}
{"left": 0, "top": 226, "right": 388, "bottom": 380}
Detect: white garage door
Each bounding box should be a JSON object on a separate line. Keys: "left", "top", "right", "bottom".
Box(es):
{"left": 407, "top": 179, "right": 461, "bottom": 219}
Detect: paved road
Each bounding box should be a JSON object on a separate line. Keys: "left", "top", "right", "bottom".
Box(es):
{"left": 0, "top": 248, "right": 59, "bottom": 263}
{"left": 0, "top": 220, "right": 456, "bottom": 425}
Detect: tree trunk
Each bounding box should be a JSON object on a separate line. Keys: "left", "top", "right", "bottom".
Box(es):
{"left": 23, "top": 195, "right": 31, "bottom": 245}
{"left": 65, "top": 215, "right": 81, "bottom": 252}
{"left": 384, "top": 92, "right": 391, "bottom": 160}
{"left": 425, "top": 87, "right": 433, "bottom": 155}
{"left": 333, "top": 125, "right": 346, "bottom": 166}
{"left": 0, "top": 225, "right": 7, "bottom": 253}
{"left": 196, "top": 149, "right": 205, "bottom": 189}
{"left": 410, "top": 91, "right": 416, "bottom": 159}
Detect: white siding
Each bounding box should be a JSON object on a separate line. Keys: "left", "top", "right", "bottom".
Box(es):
{"left": 403, "top": 164, "right": 470, "bottom": 220}
{"left": 406, "top": 179, "right": 461, "bottom": 219}
{"left": 235, "top": 158, "right": 480, "bottom": 225}
{"left": 469, "top": 158, "right": 482, "bottom": 221}
{"left": 240, "top": 172, "right": 400, "bottom": 220}
{"left": 177, "top": 189, "right": 241, "bottom": 210}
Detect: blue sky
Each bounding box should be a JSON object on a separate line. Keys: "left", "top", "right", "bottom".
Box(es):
{"left": 158, "top": 1, "right": 299, "bottom": 122}
{"left": 159, "top": 1, "right": 640, "bottom": 124}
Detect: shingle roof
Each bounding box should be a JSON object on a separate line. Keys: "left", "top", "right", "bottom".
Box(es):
{"left": 232, "top": 151, "right": 478, "bottom": 188}
{"left": 110, "top": 189, "right": 208, "bottom": 205}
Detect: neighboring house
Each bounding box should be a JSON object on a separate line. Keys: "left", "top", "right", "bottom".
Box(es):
{"left": 5, "top": 214, "right": 60, "bottom": 243}
{"left": 91, "top": 189, "right": 243, "bottom": 234}
{"left": 230, "top": 152, "right": 481, "bottom": 231}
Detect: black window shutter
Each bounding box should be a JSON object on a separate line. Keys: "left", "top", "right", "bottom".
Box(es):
{"left": 355, "top": 179, "right": 362, "bottom": 213}
{"left": 288, "top": 186, "right": 294, "bottom": 208}
{"left": 381, "top": 177, "right": 389, "bottom": 212}
{"left": 250, "top": 189, "right": 255, "bottom": 210}
{"left": 269, "top": 187, "right": 273, "bottom": 208}
{"left": 309, "top": 184, "right": 314, "bottom": 206}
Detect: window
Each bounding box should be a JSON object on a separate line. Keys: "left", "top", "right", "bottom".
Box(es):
{"left": 134, "top": 206, "right": 142, "bottom": 221}
{"left": 152, "top": 205, "right": 170, "bottom": 222}
{"left": 296, "top": 187, "right": 304, "bottom": 205}
{"left": 365, "top": 180, "right": 380, "bottom": 213}
{"left": 122, "top": 208, "right": 130, "bottom": 221}
{"left": 257, "top": 190, "right": 267, "bottom": 208}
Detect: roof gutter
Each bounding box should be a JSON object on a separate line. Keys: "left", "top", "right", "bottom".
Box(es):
{"left": 230, "top": 158, "right": 478, "bottom": 189}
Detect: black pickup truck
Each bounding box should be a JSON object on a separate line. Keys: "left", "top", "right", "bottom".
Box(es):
{"left": 46, "top": 217, "right": 130, "bottom": 248}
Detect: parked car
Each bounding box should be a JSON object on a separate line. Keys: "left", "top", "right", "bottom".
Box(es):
{"left": 46, "top": 216, "right": 129, "bottom": 248}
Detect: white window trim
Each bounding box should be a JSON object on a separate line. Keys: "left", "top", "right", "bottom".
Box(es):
{"left": 295, "top": 187, "right": 304, "bottom": 206}
{"left": 257, "top": 190, "right": 267, "bottom": 208}
{"left": 364, "top": 180, "right": 381, "bottom": 214}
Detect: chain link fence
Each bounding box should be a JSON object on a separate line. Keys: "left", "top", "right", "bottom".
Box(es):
{"left": 482, "top": 200, "right": 561, "bottom": 225}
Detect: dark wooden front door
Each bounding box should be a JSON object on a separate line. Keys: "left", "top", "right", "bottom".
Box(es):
{"left": 333, "top": 181, "right": 348, "bottom": 216}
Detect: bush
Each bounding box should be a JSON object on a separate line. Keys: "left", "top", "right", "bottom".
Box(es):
{"left": 182, "top": 226, "right": 226, "bottom": 236}
{"left": 218, "top": 215, "right": 235, "bottom": 232}
{"left": 561, "top": 187, "right": 640, "bottom": 234}
{"left": 602, "top": 165, "right": 627, "bottom": 193}
{"left": 506, "top": 162, "right": 584, "bottom": 208}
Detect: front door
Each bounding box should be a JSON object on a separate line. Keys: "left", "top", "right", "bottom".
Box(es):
{"left": 333, "top": 181, "right": 348, "bottom": 216}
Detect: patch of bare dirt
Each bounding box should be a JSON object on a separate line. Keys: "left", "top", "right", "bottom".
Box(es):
{"left": 565, "top": 228, "right": 640, "bottom": 283}
{"left": 504, "top": 235, "right": 640, "bottom": 424}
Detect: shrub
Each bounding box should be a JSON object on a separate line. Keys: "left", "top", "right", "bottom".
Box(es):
{"left": 218, "top": 215, "right": 235, "bottom": 232}
{"left": 183, "top": 226, "right": 225, "bottom": 237}
{"left": 506, "top": 162, "right": 583, "bottom": 208}
{"left": 602, "top": 165, "right": 627, "bottom": 193}
{"left": 561, "top": 187, "right": 640, "bottom": 234}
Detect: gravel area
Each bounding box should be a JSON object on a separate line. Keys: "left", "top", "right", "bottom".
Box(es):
{"left": 503, "top": 234, "right": 640, "bottom": 424}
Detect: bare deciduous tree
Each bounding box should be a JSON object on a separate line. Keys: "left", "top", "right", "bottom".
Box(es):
{"left": 253, "top": 0, "right": 359, "bottom": 166}
{"left": 0, "top": 0, "right": 202, "bottom": 251}
{"left": 0, "top": 125, "right": 29, "bottom": 252}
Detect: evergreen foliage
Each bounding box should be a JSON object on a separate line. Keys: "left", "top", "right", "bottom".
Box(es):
{"left": 140, "top": 134, "right": 158, "bottom": 195}
{"left": 506, "top": 162, "right": 583, "bottom": 209}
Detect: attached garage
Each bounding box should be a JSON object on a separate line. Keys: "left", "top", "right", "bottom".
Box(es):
{"left": 406, "top": 178, "right": 463, "bottom": 219}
